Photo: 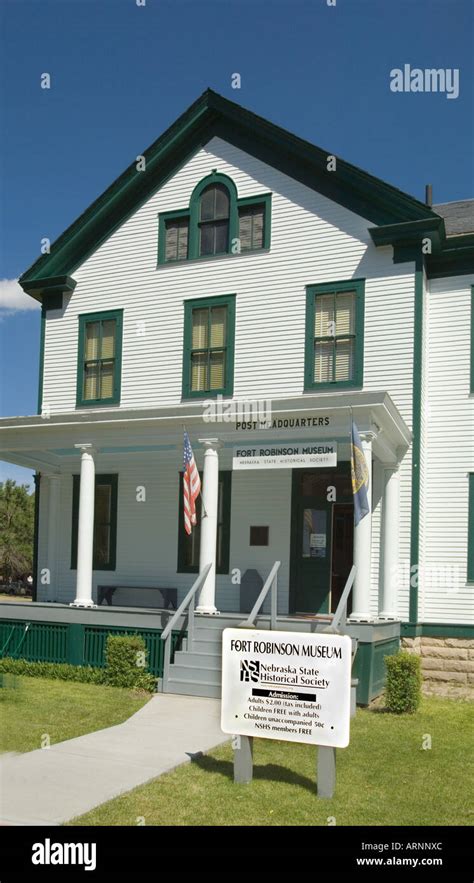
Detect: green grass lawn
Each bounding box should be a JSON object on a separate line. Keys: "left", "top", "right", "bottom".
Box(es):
{"left": 69, "top": 696, "right": 473, "bottom": 827}
{"left": 0, "top": 675, "right": 150, "bottom": 753}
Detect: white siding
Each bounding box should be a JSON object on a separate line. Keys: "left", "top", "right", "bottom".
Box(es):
{"left": 37, "top": 136, "right": 421, "bottom": 618}
{"left": 421, "top": 274, "right": 474, "bottom": 623}
{"left": 42, "top": 137, "right": 415, "bottom": 418}
{"left": 37, "top": 452, "right": 292, "bottom": 613}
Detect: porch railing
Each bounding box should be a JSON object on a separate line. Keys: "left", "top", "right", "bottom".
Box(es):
{"left": 160, "top": 562, "right": 212, "bottom": 691}
{"left": 238, "top": 560, "right": 281, "bottom": 630}
{"left": 325, "top": 565, "right": 356, "bottom": 634}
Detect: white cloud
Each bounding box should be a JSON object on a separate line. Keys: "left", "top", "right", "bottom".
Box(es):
{"left": 0, "top": 279, "right": 41, "bottom": 314}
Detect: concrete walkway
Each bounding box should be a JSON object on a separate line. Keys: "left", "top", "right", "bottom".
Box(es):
{"left": 0, "top": 694, "right": 227, "bottom": 825}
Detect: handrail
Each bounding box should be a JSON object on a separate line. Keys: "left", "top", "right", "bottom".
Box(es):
{"left": 325, "top": 565, "right": 356, "bottom": 633}
{"left": 161, "top": 563, "right": 211, "bottom": 642}
{"left": 239, "top": 560, "right": 281, "bottom": 630}
{"left": 160, "top": 563, "right": 212, "bottom": 691}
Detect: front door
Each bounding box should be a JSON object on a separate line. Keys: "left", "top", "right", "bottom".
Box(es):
{"left": 330, "top": 504, "right": 354, "bottom": 614}
{"left": 291, "top": 496, "right": 332, "bottom": 614}
{"left": 290, "top": 466, "right": 353, "bottom": 615}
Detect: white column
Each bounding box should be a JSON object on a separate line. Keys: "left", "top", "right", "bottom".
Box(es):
{"left": 71, "top": 444, "right": 96, "bottom": 608}
{"left": 380, "top": 466, "right": 400, "bottom": 618}
{"left": 46, "top": 475, "right": 60, "bottom": 603}
{"left": 350, "top": 433, "right": 374, "bottom": 621}
{"left": 196, "top": 439, "right": 220, "bottom": 615}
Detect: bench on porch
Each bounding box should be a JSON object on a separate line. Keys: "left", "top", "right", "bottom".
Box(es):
{"left": 97, "top": 585, "right": 178, "bottom": 610}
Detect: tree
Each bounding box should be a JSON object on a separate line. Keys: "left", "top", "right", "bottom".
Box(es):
{"left": 0, "top": 480, "right": 35, "bottom": 582}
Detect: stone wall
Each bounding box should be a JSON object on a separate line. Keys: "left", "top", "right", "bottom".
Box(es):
{"left": 401, "top": 637, "right": 474, "bottom": 690}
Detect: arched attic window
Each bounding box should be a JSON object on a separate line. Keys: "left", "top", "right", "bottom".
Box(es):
{"left": 198, "top": 183, "right": 230, "bottom": 256}
{"left": 188, "top": 172, "right": 238, "bottom": 259}
{"left": 158, "top": 171, "right": 271, "bottom": 264}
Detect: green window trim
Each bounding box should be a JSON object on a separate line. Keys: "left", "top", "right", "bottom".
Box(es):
{"left": 304, "top": 278, "right": 365, "bottom": 391}
{"left": 471, "top": 286, "right": 474, "bottom": 394}
{"left": 157, "top": 172, "right": 271, "bottom": 265}
{"left": 71, "top": 474, "right": 118, "bottom": 571}
{"left": 177, "top": 470, "right": 232, "bottom": 574}
{"left": 76, "top": 309, "right": 123, "bottom": 408}
{"left": 468, "top": 473, "right": 474, "bottom": 584}
{"left": 237, "top": 193, "right": 272, "bottom": 252}
{"left": 157, "top": 208, "right": 190, "bottom": 265}
{"left": 182, "top": 294, "right": 236, "bottom": 399}
{"left": 189, "top": 172, "right": 238, "bottom": 259}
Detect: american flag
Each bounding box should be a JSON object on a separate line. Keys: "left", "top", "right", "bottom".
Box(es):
{"left": 183, "top": 430, "right": 201, "bottom": 535}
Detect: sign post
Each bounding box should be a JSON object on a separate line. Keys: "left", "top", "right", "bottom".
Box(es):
{"left": 233, "top": 735, "right": 254, "bottom": 784}
{"left": 221, "top": 628, "right": 352, "bottom": 797}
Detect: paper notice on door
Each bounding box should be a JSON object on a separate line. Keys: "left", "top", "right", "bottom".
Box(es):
{"left": 310, "top": 533, "right": 326, "bottom": 549}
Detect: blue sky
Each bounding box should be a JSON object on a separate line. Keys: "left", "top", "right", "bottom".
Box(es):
{"left": 0, "top": 0, "right": 472, "bottom": 490}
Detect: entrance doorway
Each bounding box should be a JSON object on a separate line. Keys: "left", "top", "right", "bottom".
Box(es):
{"left": 289, "top": 467, "right": 353, "bottom": 615}
{"left": 331, "top": 504, "right": 353, "bottom": 615}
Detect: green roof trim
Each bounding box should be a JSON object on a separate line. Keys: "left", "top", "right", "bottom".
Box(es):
{"left": 25, "top": 275, "right": 77, "bottom": 302}
{"left": 369, "top": 217, "right": 444, "bottom": 249}
{"left": 369, "top": 221, "right": 474, "bottom": 279}
{"left": 19, "top": 89, "right": 441, "bottom": 291}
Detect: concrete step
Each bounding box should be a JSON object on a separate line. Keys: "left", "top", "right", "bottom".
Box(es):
{"left": 173, "top": 650, "right": 222, "bottom": 667}
{"left": 189, "top": 638, "right": 223, "bottom": 654}
{"left": 194, "top": 615, "right": 241, "bottom": 627}
{"left": 192, "top": 626, "right": 225, "bottom": 643}
{"left": 168, "top": 664, "right": 221, "bottom": 686}
{"left": 164, "top": 679, "right": 221, "bottom": 699}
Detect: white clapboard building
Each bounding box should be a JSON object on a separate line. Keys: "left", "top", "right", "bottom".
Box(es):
{"left": 1, "top": 91, "right": 473, "bottom": 702}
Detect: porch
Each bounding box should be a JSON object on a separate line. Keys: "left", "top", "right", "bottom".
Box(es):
{"left": 0, "top": 599, "right": 400, "bottom": 705}
{"left": 0, "top": 390, "right": 411, "bottom": 702}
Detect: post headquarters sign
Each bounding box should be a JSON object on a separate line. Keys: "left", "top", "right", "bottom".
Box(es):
{"left": 232, "top": 441, "right": 337, "bottom": 470}
{"left": 221, "top": 628, "right": 352, "bottom": 748}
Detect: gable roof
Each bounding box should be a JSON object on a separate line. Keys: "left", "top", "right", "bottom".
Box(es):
{"left": 20, "top": 89, "right": 442, "bottom": 299}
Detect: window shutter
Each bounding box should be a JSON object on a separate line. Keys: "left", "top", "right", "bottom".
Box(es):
{"left": 165, "top": 222, "right": 179, "bottom": 261}
{"left": 252, "top": 207, "right": 264, "bottom": 248}
{"left": 238, "top": 210, "right": 253, "bottom": 250}
{"left": 177, "top": 222, "right": 188, "bottom": 260}
{"left": 238, "top": 204, "right": 265, "bottom": 250}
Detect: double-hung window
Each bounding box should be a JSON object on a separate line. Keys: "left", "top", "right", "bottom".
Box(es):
{"left": 183, "top": 295, "right": 235, "bottom": 397}
{"left": 305, "top": 280, "right": 364, "bottom": 389}
{"left": 77, "top": 310, "right": 123, "bottom": 407}
{"left": 198, "top": 184, "right": 230, "bottom": 256}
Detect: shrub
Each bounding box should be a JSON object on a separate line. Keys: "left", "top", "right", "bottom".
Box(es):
{"left": 0, "top": 657, "right": 105, "bottom": 684}
{"left": 103, "top": 635, "right": 156, "bottom": 692}
{"left": 385, "top": 651, "right": 422, "bottom": 713}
